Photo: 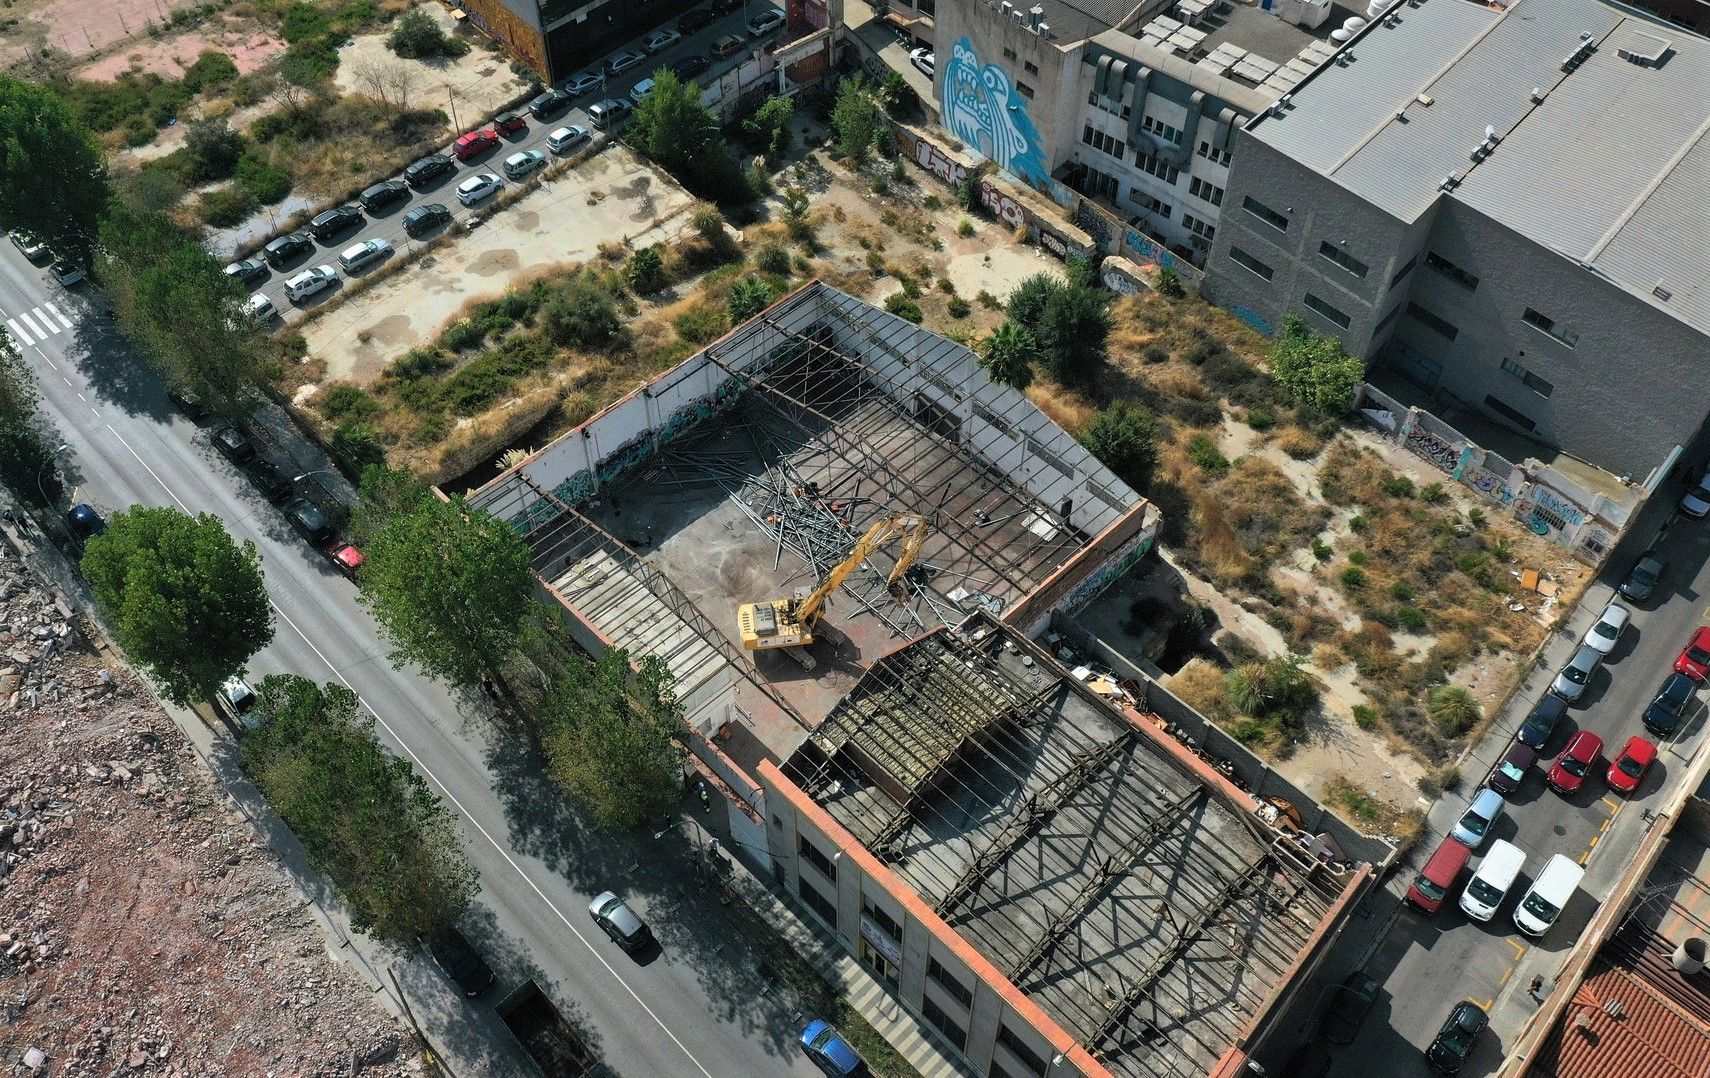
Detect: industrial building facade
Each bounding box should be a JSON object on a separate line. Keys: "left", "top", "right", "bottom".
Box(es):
{"left": 1202, "top": 0, "right": 1710, "bottom": 478}
{"left": 455, "top": 0, "right": 701, "bottom": 82}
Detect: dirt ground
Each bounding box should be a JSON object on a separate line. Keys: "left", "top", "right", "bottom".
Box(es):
{"left": 0, "top": 0, "right": 205, "bottom": 69}
{"left": 0, "top": 550, "right": 422, "bottom": 1077}
{"left": 77, "top": 26, "right": 285, "bottom": 81}
{"left": 333, "top": 6, "right": 530, "bottom": 122}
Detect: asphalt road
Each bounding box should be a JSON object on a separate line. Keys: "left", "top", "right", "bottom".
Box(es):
{"left": 240, "top": 6, "right": 785, "bottom": 321}
{"left": 0, "top": 246, "right": 823, "bottom": 1076}
{"left": 1282, "top": 486, "right": 1710, "bottom": 1076}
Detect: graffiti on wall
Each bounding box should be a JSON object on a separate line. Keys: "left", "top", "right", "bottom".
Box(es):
{"left": 981, "top": 184, "right": 1024, "bottom": 229}
{"left": 1405, "top": 426, "right": 1460, "bottom": 474}
{"left": 1058, "top": 529, "right": 1154, "bottom": 615}
{"left": 1076, "top": 202, "right": 1114, "bottom": 252}
{"left": 1469, "top": 470, "right": 1517, "bottom": 505}
{"left": 1231, "top": 305, "right": 1273, "bottom": 335}
{"left": 1530, "top": 485, "right": 1588, "bottom": 527}
{"left": 942, "top": 37, "right": 1050, "bottom": 190}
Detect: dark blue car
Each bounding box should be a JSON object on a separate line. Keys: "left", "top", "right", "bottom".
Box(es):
{"left": 801, "top": 1019, "right": 864, "bottom": 1076}
{"left": 1644, "top": 673, "right": 1696, "bottom": 736}
{"left": 66, "top": 503, "right": 105, "bottom": 541}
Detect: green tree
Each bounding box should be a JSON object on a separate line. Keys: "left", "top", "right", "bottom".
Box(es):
{"left": 727, "top": 277, "right": 778, "bottom": 324}
{"left": 0, "top": 325, "right": 39, "bottom": 425}
{"left": 877, "top": 70, "right": 917, "bottom": 117}
{"left": 630, "top": 70, "right": 717, "bottom": 171}
{"left": 1426, "top": 685, "right": 1481, "bottom": 737}
{"left": 743, "top": 95, "right": 794, "bottom": 163}
{"left": 183, "top": 118, "right": 244, "bottom": 182}
{"left": 241, "top": 674, "right": 478, "bottom": 944}
{"left": 1077, "top": 401, "right": 1158, "bottom": 492}
{"left": 540, "top": 650, "right": 686, "bottom": 830}
{"left": 832, "top": 76, "right": 882, "bottom": 162}
{"left": 353, "top": 473, "right": 534, "bottom": 689}
{"left": 0, "top": 76, "right": 110, "bottom": 256}
{"left": 1270, "top": 316, "right": 1366, "bottom": 414}
{"left": 980, "top": 322, "right": 1037, "bottom": 391}
{"left": 1155, "top": 266, "right": 1185, "bottom": 298}
{"left": 540, "top": 271, "right": 621, "bottom": 348}
{"left": 0, "top": 420, "right": 60, "bottom": 509}
{"left": 626, "top": 245, "right": 666, "bottom": 293}
{"left": 1007, "top": 274, "right": 1111, "bottom": 384}
{"left": 388, "top": 9, "right": 468, "bottom": 59}
{"left": 80, "top": 506, "right": 273, "bottom": 705}
{"left": 1223, "top": 654, "right": 1318, "bottom": 737}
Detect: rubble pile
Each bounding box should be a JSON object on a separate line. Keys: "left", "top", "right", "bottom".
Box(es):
{"left": 0, "top": 551, "right": 420, "bottom": 1076}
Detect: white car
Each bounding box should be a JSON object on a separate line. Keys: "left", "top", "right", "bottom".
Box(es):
{"left": 564, "top": 71, "right": 604, "bottom": 97}
{"left": 909, "top": 47, "right": 935, "bottom": 77}
{"left": 1682, "top": 470, "right": 1710, "bottom": 517}
{"left": 642, "top": 28, "right": 682, "bottom": 53}
{"left": 51, "top": 259, "right": 85, "bottom": 286}
{"left": 629, "top": 77, "right": 657, "bottom": 107}
{"left": 1581, "top": 600, "right": 1630, "bottom": 655}
{"left": 283, "top": 265, "right": 338, "bottom": 303}
{"left": 337, "top": 238, "right": 393, "bottom": 273}
{"left": 456, "top": 173, "right": 503, "bottom": 206}
{"left": 243, "top": 293, "right": 277, "bottom": 322}
{"left": 547, "top": 125, "right": 590, "bottom": 153}
{"left": 746, "top": 8, "right": 785, "bottom": 36}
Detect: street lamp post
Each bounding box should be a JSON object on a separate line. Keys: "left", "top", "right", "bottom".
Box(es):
{"left": 36, "top": 443, "right": 69, "bottom": 511}
{"left": 447, "top": 89, "right": 460, "bottom": 133}
{"left": 291, "top": 469, "right": 339, "bottom": 484}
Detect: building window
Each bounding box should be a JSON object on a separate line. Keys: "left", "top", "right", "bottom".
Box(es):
{"left": 1188, "top": 176, "right": 1224, "bottom": 205}
{"left": 1303, "top": 293, "right": 1352, "bottom": 329}
{"left": 1196, "top": 140, "right": 1232, "bottom": 166}
{"left": 1141, "top": 115, "right": 1181, "bottom": 144}
{"left": 996, "top": 1026, "right": 1049, "bottom": 1077}
{"left": 1425, "top": 251, "right": 1480, "bottom": 291}
{"left": 1523, "top": 307, "right": 1579, "bottom": 347}
{"left": 1130, "top": 191, "right": 1172, "bottom": 219}
{"left": 921, "top": 996, "right": 968, "bottom": 1052}
{"left": 863, "top": 898, "right": 902, "bottom": 942}
{"left": 927, "top": 958, "right": 974, "bottom": 1007}
{"left": 1080, "top": 165, "right": 1118, "bottom": 201}
{"left": 798, "top": 878, "right": 837, "bottom": 924}
{"left": 1024, "top": 60, "right": 1039, "bottom": 75}
{"left": 1003, "top": 47, "right": 1017, "bottom": 61}
{"left": 1372, "top": 304, "right": 1400, "bottom": 336}
{"left": 798, "top": 835, "right": 836, "bottom": 880}
{"left": 1318, "top": 241, "right": 1370, "bottom": 279}
{"left": 1242, "top": 195, "right": 1288, "bottom": 231}
{"left": 1389, "top": 255, "right": 1417, "bottom": 287}
{"left": 1500, "top": 357, "right": 1554, "bottom": 397}
{"left": 1133, "top": 149, "right": 1179, "bottom": 184}
{"left": 1017, "top": 81, "right": 1034, "bottom": 99}
{"left": 1406, "top": 302, "right": 1460, "bottom": 341}
{"left": 1080, "top": 125, "right": 1124, "bottom": 160}
{"left": 1484, "top": 394, "right": 1537, "bottom": 431}
{"left": 1183, "top": 213, "right": 1215, "bottom": 241}
{"left": 1229, "top": 246, "right": 1274, "bottom": 281}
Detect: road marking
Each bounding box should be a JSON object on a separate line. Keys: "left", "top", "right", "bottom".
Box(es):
{"left": 1601, "top": 796, "right": 1621, "bottom": 813}
{"left": 1471, "top": 997, "right": 1494, "bottom": 1011}
{"left": 1598, "top": 816, "right": 1614, "bottom": 835}
{"left": 43, "top": 302, "right": 73, "bottom": 331}
{"left": 17, "top": 310, "right": 48, "bottom": 341}
{"left": 98, "top": 420, "right": 717, "bottom": 1078}
{"left": 1497, "top": 967, "right": 1514, "bottom": 989}
{"left": 1507, "top": 939, "right": 1527, "bottom": 960}
{"left": 1580, "top": 849, "right": 1592, "bottom": 866}
{"left": 6, "top": 317, "right": 34, "bottom": 346}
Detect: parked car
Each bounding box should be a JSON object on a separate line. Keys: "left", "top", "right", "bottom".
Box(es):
{"left": 909, "top": 47, "right": 935, "bottom": 77}
{"left": 747, "top": 8, "right": 785, "bottom": 35}
{"left": 629, "top": 77, "right": 657, "bottom": 107}
{"left": 1681, "top": 469, "right": 1710, "bottom": 517}
{"left": 800, "top": 1019, "right": 863, "bottom": 1076}
{"left": 528, "top": 87, "right": 573, "bottom": 119}
{"left": 1458, "top": 839, "right": 1525, "bottom": 922}
{"left": 1547, "top": 729, "right": 1603, "bottom": 796}
{"left": 1449, "top": 786, "right": 1504, "bottom": 848}
{"left": 358, "top": 178, "right": 411, "bottom": 212}
{"left": 9, "top": 229, "right": 49, "bottom": 260}
{"left": 607, "top": 48, "right": 649, "bottom": 74}
{"left": 679, "top": 7, "right": 715, "bottom": 31}
{"left": 168, "top": 388, "right": 208, "bottom": 421}
{"left": 338, "top": 238, "right": 393, "bottom": 273}
{"left": 1619, "top": 552, "right": 1665, "bottom": 602}
{"left": 547, "top": 125, "right": 590, "bottom": 154}
{"left": 212, "top": 425, "right": 255, "bottom": 463}
{"left": 224, "top": 258, "right": 268, "bottom": 286}
{"left": 1550, "top": 643, "right": 1602, "bottom": 702}
{"left": 1644, "top": 672, "right": 1696, "bottom": 736}
{"left": 711, "top": 33, "right": 746, "bottom": 59}
{"left": 284, "top": 264, "right": 338, "bottom": 303}
{"left": 1317, "top": 970, "right": 1381, "bottom": 1046}
{"left": 455, "top": 173, "right": 503, "bottom": 206}
{"left": 1279, "top": 1043, "right": 1333, "bottom": 1078}
{"left": 1606, "top": 735, "right": 1656, "bottom": 795}
{"left": 242, "top": 293, "right": 277, "bottom": 323}
{"left": 50, "top": 258, "right": 84, "bottom": 286}
{"left": 1676, "top": 625, "right": 1710, "bottom": 680}
{"left": 66, "top": 503, "right": 105, "bottom": 541}
{"left": 327, "top": 541, "right": 365, "bottom": 580}
{"left": 307, "top": 205, "right": 363, "bottom": 241}
{"left": 564, "top": 71, "right": 604, "bottom": 97}
{"left": 1485, "top": 739, "right": 1537, "bottom": 796}
{"left": 669, "top": 55, "right": 711, "bottom": 80}
{"left": 1515, "top": 853, "right": 1584, "bottom": 937}
{"left": 402, "top": 203, "right": 452, "bottom": 237}
{"left": 262, "top": 231, "right": 314, "bottom": 269}
{"left": 282, "top": 496, "right": 334, "bottom": 545}
{"left": 502, "top": 149, "right": 547, "bottom": 180}
{"left": 218, "top": 674, "right": 259, "bottom": 731}
{"left": 1405, "top": 836, "right": 1472, "bottom": 914}
{"left": 241, "top": 456, "right": 293, "bottom": 503}
{"left": 642, "top": 27, "right": 682, "bottom": 53}
{"left": 1517, "top": 693, "right": 1568, "bottom": 750}
{"left": 711, "top": 0, "right": 742, "bottom": 12}
{"left": 1425, "top": 1000, "right": 1487, "bottom": 1074}
{"left": 587, "top": 98, "right": 632, "bottom": 129}
{"left": 404, "top": 152, "right": 456, "bottom": 188}
{"left": 426, "top": 926, "right": 495, "bottom": 997}
{"left": 489, "top": 110, "right": 524, "bottom": 135}
{"left": 1581, "top": 600, "right": 1629, "bottom": 654}
{"left": 453, "top": 128, "right": 499, "bottom": 161}
{"left": 588, "top": 891, "right": 651, "bottom": 951}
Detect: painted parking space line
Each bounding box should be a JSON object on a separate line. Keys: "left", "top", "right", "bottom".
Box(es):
{"left": 1507, "top": 939, "right": 1527, "bottom": 961}
{"left": 1601, "top": 795, "right": 1623, "bottom": 814}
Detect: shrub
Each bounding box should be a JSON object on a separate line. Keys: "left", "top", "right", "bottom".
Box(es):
{"left": 754, "top": 242, "right": 791, "bottom": 276}
{"left": 1426, "top": 686, "right": 1481, "bottom": 737}
{"left": 1382, "top": 476, "right": 1416, "bottom": 498}
{"left": 331, "top": 421, "right": 385, "bottom": 471}
{"left": 1389, "top": 581, "right": 1416, "bottom": 601}
{"left": 626, "top": 246, "right": 667, "bottom": 293}
{"left": 1078, "top": 402, "right": 1158, "bottom": 491}
{"left": 1421, "top": 481, "right": 1448, "bottom": 503}
{"left": 1396, "top": 605, "right": 1428, "bottom": 632}
{"left": 1467, "top": 507, "right": 1487, "bottom": 529}
{"left": 1270, "top": 316, "right": 1365, "bottom": 414}
{"left": 1246, "top": 408, "right": 1276, "bottom": 431}
{"left": 541, "top": 273, "right": 621, "bottom": 349}
{"left": 441, "top": 319, "right": 487, "bottom": 353}
{"left": 728, "top": 277, "right": 779, "bottom": 323}
{"left": 896, "top": 272, "right": 920, "bottom": 298}
{"left": 1348, "top": 513, "right": 1369, "bottom": 533}
{"left": 319, "top": 383, "right": 379, "bottom": 423}
{"left": 673, "top": 303, "right": 728, "bottom": 345}
{"left": 1186, "top": 434, "right": 1230, "bottom": 473}
{"left": 389, "top": 9, "right": 470, "bottom": 59}
{"left": 1347, "top": 549, "right": 1368, "bottom": 566}
{"left": 1310, "top": 537, "right": 1332, "bottom": 561}
{"left": 183, "top": 119, "right": 244, "bottom": 182}
{"left": 1341, "top": 566, "right": 1367, "bottom": 588}
{"left": 975, "top": 289, "right": 1000, "bottom": 310}
{"left": 1155, "top": 266, "right": 1184, "bottom": 298}
{"left": 884, "top": 294, "right": 923, "bottom": 323}
{"left": 957, "top": 218, "right": 974, "bottom": 238}
{"left": 947, "top": 296, "right": 970, "bottom": 319}
{"left": 1351, "top": 704, "right": 1380, "bottom": 731}
{"left": 198, "top": 185, "right": 256, "bottom": 227}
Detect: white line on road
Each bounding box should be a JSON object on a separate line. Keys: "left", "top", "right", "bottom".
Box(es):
{"left": 6, "top": 318, "right": 33, "bottom": 347}
{"left": 43, "top": 303, "right": 73, "bottom": 331}
{"left": 99, "top": 420, "right": 717, "bottom": 1078}
{"left": 18, "top": 310, "right": 49, "bottom": 341}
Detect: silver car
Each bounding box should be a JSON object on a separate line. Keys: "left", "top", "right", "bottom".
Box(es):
{"left": 588, "top": 891, "right": 651, "bottom": 952}
{"left": 1550, "top": 643, "right": 1603, "bottom": 702}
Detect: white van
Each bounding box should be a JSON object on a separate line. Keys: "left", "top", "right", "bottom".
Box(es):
{"left": 1459, "top": 839, "right": 1525, "bottom": 921}
{"left": 1513, "top": 853, "right": 1585, "bottom": 937}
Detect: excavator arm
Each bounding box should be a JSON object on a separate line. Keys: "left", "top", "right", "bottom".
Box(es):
{"left": 738, "top": 513, "right": 931, "bottom": 652}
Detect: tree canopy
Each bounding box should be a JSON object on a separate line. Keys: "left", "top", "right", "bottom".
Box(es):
{"left": 80, "top": 506, "right": 273, "bottom": 704}
{"left": 832, "top": 76, "right": 883, "bottom": 162}
{"left": 727, "top": 277, "right": 779, "bottom": 324}
{"left": 540, "top": 650, "right": 686, "bottom": 830}
{"left": 1270, "top": 315, "right": 1365, "bottom": 414}
{"left": 0, "top": 75, "right": 109, "bottom": 255}
{"left": 627, "top": 70, "right": 745, "bottom": 200}
{"left": 1077, "top": 401, "right": 1159, "bottom": 493}
{"left": 979, "top": 321, "right": 1038, "bottom": 391}
{"left": 1005, "top": 273, "right": 1112, "bottom": 385}
{"left": 241, "top": 674, "right": 478, "bottom": 944}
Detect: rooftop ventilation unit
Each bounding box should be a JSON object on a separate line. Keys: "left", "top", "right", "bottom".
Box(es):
{"left": 1616, "top": 31, "right": 1672, "bottom": 65}
{"left": 1654, "top": 280, "right": 1673, "bottom": 302}
{"left": 1038, "top": 19, "right": 1051, "bottom": 37}
{"left": 1561, "top": 39, "right": 1595, "bottom": 71}
{"left": 1439, "top": 170, "right": 1461, "bottom": 191}
{"left": 1530, "top": 86, "right": 1546, "bottom": 102}
{"left": 1000, "top": 0, "right": 1013, "bottom": 14}
{"left": 1028, "top": 3, "right": 1044, "bottom": 28}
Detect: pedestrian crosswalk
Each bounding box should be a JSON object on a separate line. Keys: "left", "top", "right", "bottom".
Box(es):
{"left": 4, "top": 303, "right": 74, "bottom": 348}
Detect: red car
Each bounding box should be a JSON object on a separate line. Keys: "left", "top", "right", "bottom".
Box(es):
{"left": 1548, "top": 730, "right": 1603, "bottom": 795}
{"left": 327, "top": 541, "right": 364, "bottom": 580}
{"left": 1606, "top": 735, "right": 1656, "bottom": 795}
{"left": 1675, "top": 626, "right": 1710, "bottom": 680}
{"left": 453, "top": 128, "right": 498, "bottom": 160}
{"left": 492, "top": 111, "right": 526, "bottom": 135}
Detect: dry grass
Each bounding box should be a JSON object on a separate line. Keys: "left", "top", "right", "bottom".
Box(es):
{"left": 1162, "top": 658, "right": 1228, "bottom": 720}
{"left": 1323, "top": 774, "right": 1425, "bottom": 842}
{"left": 1026, "top": 382, "right": 1096, "bottom": 435}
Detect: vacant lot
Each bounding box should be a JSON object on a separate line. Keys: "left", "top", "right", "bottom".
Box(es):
{"left": 332, "top": 3, "right": 528, "bottom": 121}
{"left": 78, "top": 26, "right": 285, "bottom": 81}
{"left": 0, "top": 0, "right": 205, "bottom": 69}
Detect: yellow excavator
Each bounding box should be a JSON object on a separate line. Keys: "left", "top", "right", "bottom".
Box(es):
{"left": 737, "top": 514, "right": 931, "bottom": 653}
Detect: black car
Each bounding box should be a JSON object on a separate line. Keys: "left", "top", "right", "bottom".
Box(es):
{"left": 426, "top": 927, "right": 496, "bottom": 997}
{"left": 1425, "top": 1000, "right": 1487, "bottom": 1074}
{"left": 308, "top": 205, "right": 363, "bottom": 241}
{"left": 358, "top": 179, "right": 410, "bottom": 212}
{"left": 1644, "top": 672, "right": 1696, "bottom": 736}
{"left": 1318, "top": 970, "right": 1380, "bottom": 1046}
{"left": 1279, "top": 1043, "right": 1333, "bottom": 1078}
{"left": 223, "top": 258, "right": 268, "bottom": 286}
{"left": 669, "top": 55, "right": 711, "bottom": 81}
{"left": 212, "top": 425, "right": 255, "bottom": 464}
{"left": 242, "top": 457, "right": 293, "bottom": 503}
{"left": 1619, "top": 553, "right": 1665, "bottom": 602}
{"left": 167, "top": 388, "right": 208, "bottom": 422}
{"left": 711, "top": 0, "right": 741, "bottom": 12}
{"left": 678, "top": 6, "right": 715, "bottom": 31}
{"left": 1516, "top": 693, "right": 1567, "bottom": 750}
{"left": 404, "top": 153, "right": 456, "bottom": 189}
{"left": 528, "top": 87, "right": 573, "bottom": 119}
{"left": 66, "top": 503, "right": 106, "bottom": 542}
{"left": 1485, "top": 739, "right": 1538, "bottom": 796}
{"left": 261, "top": 231, "right": 313, "bottom": 269}
{"left": 282, "top": 496, "right": 334, "bottom": 546}
{"left": 402, "top": 203, "right": 452, "bottom": 238}
{"left": 493, "top": 111, "right": 527, "bottom": 135}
